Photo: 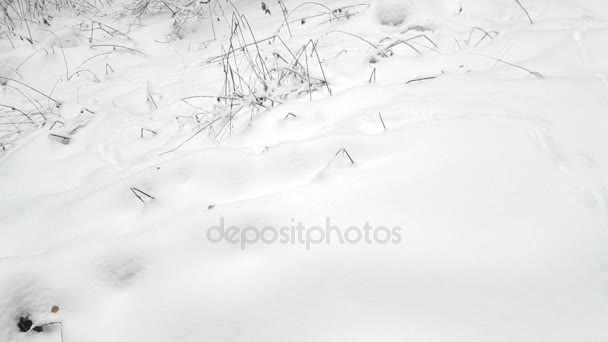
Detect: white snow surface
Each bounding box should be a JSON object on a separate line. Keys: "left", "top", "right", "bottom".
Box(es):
{"left": 1, "top": 0, "right": 608, "bottom": 341}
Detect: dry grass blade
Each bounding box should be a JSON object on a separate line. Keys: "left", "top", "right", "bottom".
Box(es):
{"left": 0, "top": 77, "right": 60, "bottom": 107}
{"left": 0, "top": 104, "right": 33, "bottom": 122}
{"left": 514, "top": 0, "right": 533, "bottom": 24}
{"left": 90, "top": 44, "right": 148, "bottom": 56}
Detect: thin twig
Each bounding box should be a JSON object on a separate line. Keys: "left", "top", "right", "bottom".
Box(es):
{"left": 406, "top": 75, "right": 439, "bottom": 84}
{"left": 130, "top": 187, "right": 155, "bottom": 203}
{"left": 378, "top": 112, "right": 386, "bottom": 130}
{"left": 90, "top": 44, "right": 148, "bottom": 56}
{"left": 514, "top": 0, "right": 533, "bottom": 24}
{"left": 369, "top": 67, "right": 376, "bottom": 83}
{"left": 0, "top": 77, "right": 60, "bottom": 107}
{"left": 332, "top": 148, "right": 355, "bottom": 164}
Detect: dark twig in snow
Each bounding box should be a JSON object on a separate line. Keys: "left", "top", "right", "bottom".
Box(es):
{"left": 148, "top": 92, "right": 158, "bottom": 109}
{"left": 332, "top": 148, "right": 355, "bottom": 165}
{"left": 90, "top": 44, "right": 148, "bottom": 56}
{"left": 141, "top": 128, "right": 157, "bottom": 138}
{"left": 378, "top": 112, "right": 387, "bottom": 130}
{"left": 130, "top": 187, "right": 155, "bottom": 203}
{"left": 369, "top": 67, "right": 376, "bottom": 83}
{"left": 406, "top": 75, "right": 439, "bottom": 84}
{"left": 49, "top": 133, "right": 71, "bottom": 144}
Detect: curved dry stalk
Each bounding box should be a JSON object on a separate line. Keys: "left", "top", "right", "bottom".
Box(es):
{"left": 316, "top": 30, "right": 377, "bottom": 49}
{"left": 0, "top": 104, "right": 33, "bottom": 122}
{"left": 68, "top": 69, "right": 100, "bottom": 82}
{"left": 514, "top": 0, "right": 533, "bottom": 24}
{"left": 79, "top": 51, "right": 113, "bottom": 67}
{"left": 40, "top": 29, "right": 69, "bottom": 78}
{"left": 0, "top": 77, "right": 60, "bottom": 107}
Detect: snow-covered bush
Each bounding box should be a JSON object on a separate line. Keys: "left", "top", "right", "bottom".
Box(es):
{"left": 0, "top": 0, "right": 101, "bottom": 44}
{"left": 126, "top": 0, "right": 212, "bottom": 39}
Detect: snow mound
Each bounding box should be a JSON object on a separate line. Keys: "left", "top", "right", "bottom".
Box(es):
{"left": 375, "top": 0, "right": 411, "bottom": 26}
{"left": 374, "top": 0, "right": 460, "bottom": 26}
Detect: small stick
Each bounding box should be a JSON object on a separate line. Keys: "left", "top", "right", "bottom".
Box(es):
{"left": 130, "top": 187, "right": 155, "bottom": 203}
{"left": 148, "top": 92, "right": 158, "bottom": 109}
{"left": 406, "top": 75, "right": 439, "bottom": 84}
{"left": 49, "top": 133, "right": 71, "bottom": 143}
{"left": 378, "top": 112, "right": 386, "bottom": 130}
{"left": 333, "top": 148, "right": 355, "bottom": 164}
{"left": 369, "top": 67, "right": 376, "bottom": 83}
{"left": 141, "top": 128, "right": 157, "bottom": 137}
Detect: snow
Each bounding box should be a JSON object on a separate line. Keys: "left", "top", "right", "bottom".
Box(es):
{"left": 375, "top": 0, "right": 410, "bottom": 26}
{"left": 1, "top": 0, "right": 608, "bottom": 341}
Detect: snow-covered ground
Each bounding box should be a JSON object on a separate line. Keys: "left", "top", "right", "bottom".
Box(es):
{"left": 1, "top": 0, "right": 608, "bottom": 341}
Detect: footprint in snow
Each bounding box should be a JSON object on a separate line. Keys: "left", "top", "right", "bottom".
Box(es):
{"left": 528, "top": 128, "right": 569, "bottom": 172}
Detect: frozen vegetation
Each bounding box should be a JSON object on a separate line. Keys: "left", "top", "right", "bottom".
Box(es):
{"left": 1, "top": 0, "right": 608, "bottom": 341}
